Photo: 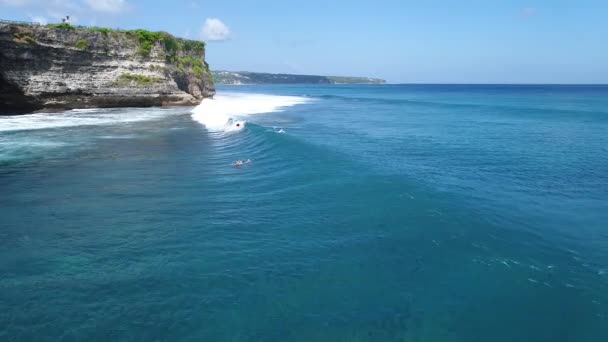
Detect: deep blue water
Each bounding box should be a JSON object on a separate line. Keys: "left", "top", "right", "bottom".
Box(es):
{"left": 1, "top": 84, "right": 607, "bottom": 341}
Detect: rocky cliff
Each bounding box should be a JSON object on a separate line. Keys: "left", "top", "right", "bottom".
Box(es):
{"left": 0, "top": 23, "right": 215, "bottom": 114}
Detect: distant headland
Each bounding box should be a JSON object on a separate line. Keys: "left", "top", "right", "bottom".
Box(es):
{"left": 212, "top": 71, "right": 386, "bottom": 85}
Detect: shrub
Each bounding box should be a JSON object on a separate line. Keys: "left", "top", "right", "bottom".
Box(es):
{"left": 148, "top": 64, "right": 168, "bottom": 72}
{"left": 183, "top": 40, "right": 205, "bottom": 53}
{"left": 192, "top": 65, "right": 203, "bottom": 78}
{"left": 13, "top": 32, "right": 37, "bottom": 44}
{"left": 173, "top": 55, "right": 203, "bottom": 69}
{"left": 48, "top": 23, "right": 74, "bottom": 30}
{"left": 125, "top": 29, "right": 205, "bottom": 59}
{"left": 89, "top": 27, "right": 111, "bottom": 36}
{"left": 113, "top": 73, "right": 163, "bottom": 86}
{"left": 75, "top": 39, "right": 88, "bottom": 50}
{"left": 126, "top": 29, "right": 165, "bottom": 57}
{"left": 162, "top": 33, "right": 179, "bottom": 53}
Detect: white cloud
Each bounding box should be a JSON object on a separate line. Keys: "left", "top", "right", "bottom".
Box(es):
{"left": 85, "top": 0, "right": 126, "bottom": 13}
{"left": 201, "top": 18, "right": 231, "bottom": 41}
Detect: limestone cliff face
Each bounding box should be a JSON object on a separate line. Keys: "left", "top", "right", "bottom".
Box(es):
{"left": 0, "top": 23, "right": 215, "bottom": 114}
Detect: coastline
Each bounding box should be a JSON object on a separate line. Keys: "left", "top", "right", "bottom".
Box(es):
{"left": 0, "top": 23, "right": 214, "bottom": 115}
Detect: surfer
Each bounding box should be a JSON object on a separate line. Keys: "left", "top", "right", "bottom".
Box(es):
{"left": 232, "top": 159, "right": 251, "bottom": 167}
{"left": 225, "top": 118, "right": 244, "bottom": 130}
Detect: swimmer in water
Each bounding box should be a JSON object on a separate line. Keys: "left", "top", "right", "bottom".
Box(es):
{"left": 226, "top": 119, "right": 243, "bottom": 129}
{"left": 232, "top": 159, "right": 251, "bottom": 167}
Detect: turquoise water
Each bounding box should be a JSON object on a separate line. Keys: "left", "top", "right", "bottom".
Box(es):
{"left": 1, "top": 84, "right": 607, "bottom": 341}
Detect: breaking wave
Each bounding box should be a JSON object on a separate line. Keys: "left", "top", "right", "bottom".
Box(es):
{"left": 190, "top": 92, "right": 311, "bottom": 132}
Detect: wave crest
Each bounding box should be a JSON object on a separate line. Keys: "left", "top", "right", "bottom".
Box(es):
{"left": 190, "top": 93, "right": 310, "bottom": 132}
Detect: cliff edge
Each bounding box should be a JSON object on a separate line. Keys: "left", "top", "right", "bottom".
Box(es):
{"left": 0, "top": 23, "right": 215, "bottom": 114}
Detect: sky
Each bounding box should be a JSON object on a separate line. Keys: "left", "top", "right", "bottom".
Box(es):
{"left": 1, "top": 0, "right": 607, "bottom": 83}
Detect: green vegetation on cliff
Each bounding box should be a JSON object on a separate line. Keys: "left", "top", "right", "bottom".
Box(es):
{"left": 105, "top": 28, "right": 205, "bottom": 58}
{"left": 75, "top": 39, "right": 88, "bottom": 50}
{"left": 13, "top": 32, "right": 36, "bottom": 44}
{"left": 38, "top": 23, "right": 210, "bottom": 82}
{"left": 88, "top": 26, "right": 112, "bottom": 36}
{"left": 127, "top": 29, "right": 166, "bottom": 56}
{"left": 113, "top": 73, "right": 164, "bottom": 86}
{"left": 47, "top": 23, "right": 75, "bottom": 30}
{"left": 6, "top": 22, "right": 212, "bottom": 83}
{"left": 43, "top": 23, "right": 206, "bottom": 60}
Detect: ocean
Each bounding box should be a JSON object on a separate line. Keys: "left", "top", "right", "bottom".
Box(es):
{"left": 1, "top": 84, "right": 607, "bottom": 341}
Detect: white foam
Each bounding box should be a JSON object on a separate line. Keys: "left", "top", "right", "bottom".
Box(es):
{"left": 0, "top": 93, "right": 309, "bottom": 133}
{"left": 0, "top": 107, "right": 182, "bottom": 133}
{"left": 190, "top": 92, "right": 310, "bottom": 132}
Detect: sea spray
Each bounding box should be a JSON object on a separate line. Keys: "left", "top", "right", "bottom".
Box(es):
{"left": 190, "top": 92, "right": 311, "bottom": 132}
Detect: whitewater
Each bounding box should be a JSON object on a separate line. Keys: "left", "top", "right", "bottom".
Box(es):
{"left": 0, "top": 91, "right": 311, "bottom": 162}
{"left": 190, "top": 92, "right": 311, "bottom": 132}
{"left": 0, "top": 92, "right": 310, "bottom": 133}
